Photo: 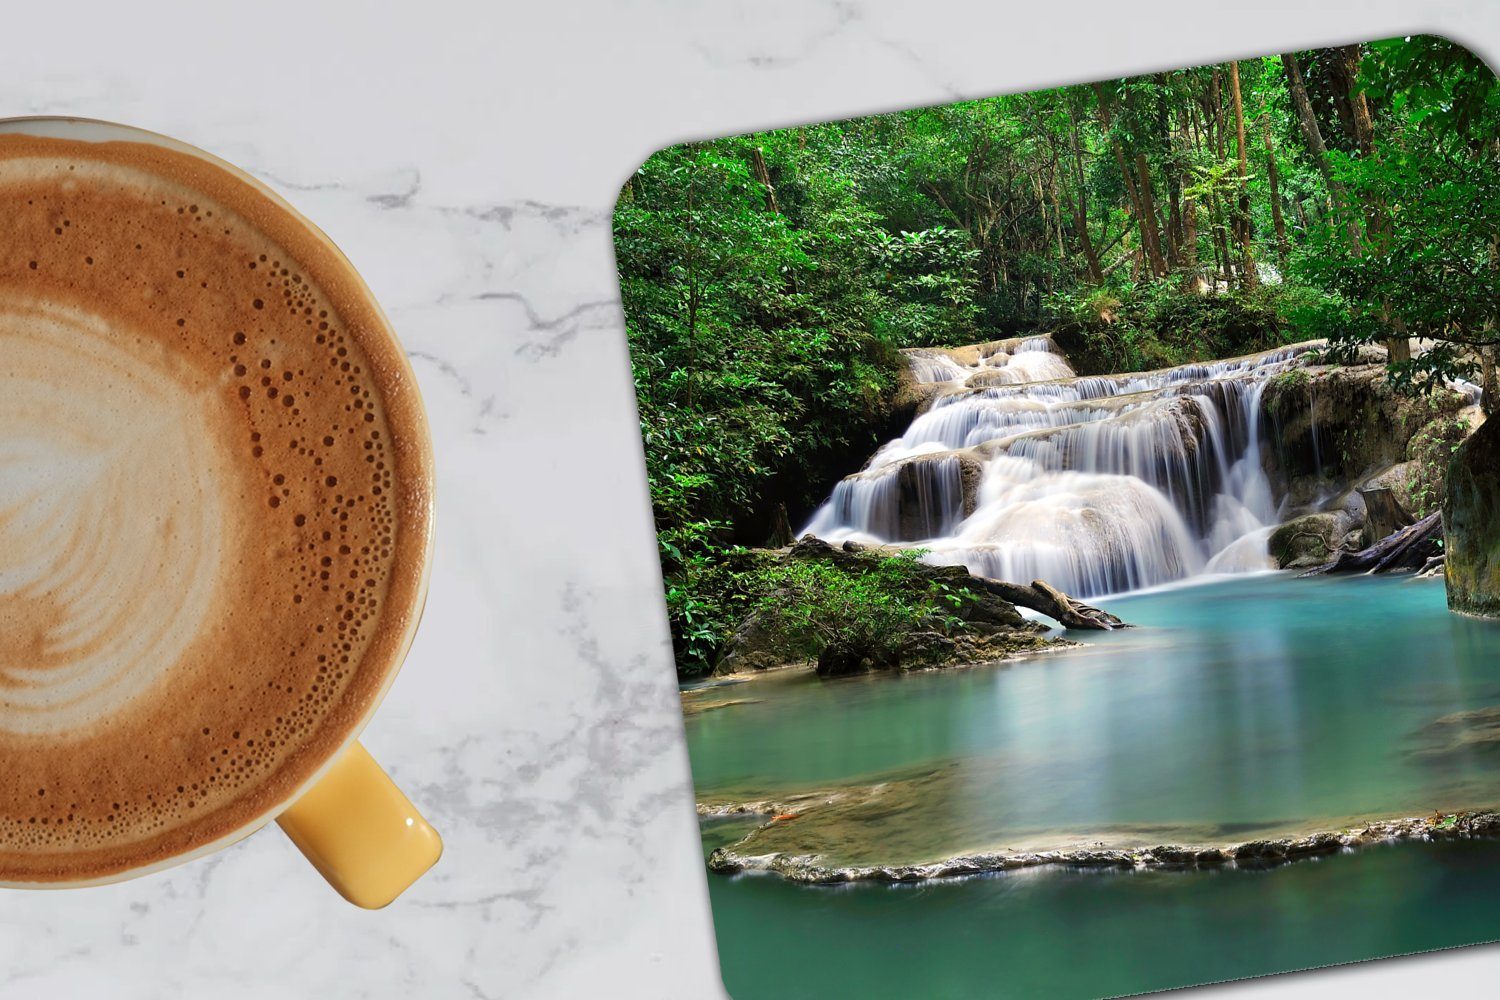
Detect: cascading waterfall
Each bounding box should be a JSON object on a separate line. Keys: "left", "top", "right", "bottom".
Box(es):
{"left": 804, "top": 455, "right": 969, "bottom": 542}
{"left": 803, "top": 337, "right": 1317, "bottom": 597}
{"left": 908, "top": 351, "right": 974, "bottom": 384}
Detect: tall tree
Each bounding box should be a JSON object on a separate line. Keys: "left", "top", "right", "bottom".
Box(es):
{"left": 1229, "top": 61, "right": 1258, "bottom": 288}
{"left": 749, "top": 146, "right": 780, "bottom": 215}
{"left": 1094, "top": 82, "right": 1168, "bottom": 277}
{"left": 1334, "top": 44, "right": 1411, "bottom": 363}
{"left": 1261, "top": 114, "right": 1290, "bottom": 266}
{"left": 1283, "top": 52, "right": 1361, "bottom": 248}
{"left": 1297, "top": 37, "right": 1499, "bottom": 404}
{"left": 1063, "top": 97, "right": 1106, "bottom": 283}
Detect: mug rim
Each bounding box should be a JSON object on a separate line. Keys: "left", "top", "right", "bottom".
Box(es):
{"left": 0, "top": 115, "right": 437, "bottom": 890}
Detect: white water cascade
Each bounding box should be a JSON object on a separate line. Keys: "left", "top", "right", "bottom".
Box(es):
{"left": 803, "top": 336, "right": 1317, "bottom": 597}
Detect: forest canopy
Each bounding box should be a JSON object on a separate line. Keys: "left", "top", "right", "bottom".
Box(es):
{"left": 613, "top": 36, "right": 1500, "bottom": 674}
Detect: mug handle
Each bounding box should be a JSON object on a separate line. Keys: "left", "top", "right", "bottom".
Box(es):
{"left": 276, "top": 741, "right": 442, "bottom": 908}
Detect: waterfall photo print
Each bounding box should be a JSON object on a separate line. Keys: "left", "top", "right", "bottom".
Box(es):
{"left": 613, "top": 35, "right": 1500, "bottom": 999}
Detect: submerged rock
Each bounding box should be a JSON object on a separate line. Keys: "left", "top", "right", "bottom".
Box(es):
{"left": 815, "top": 624, "right": 1058, "bottom": 678}
{"left": 1413, "top": 704, "right": 1500, "bottom": 757}
{"left": 1444, "top": 417, "right": 1500, "bottom": 618}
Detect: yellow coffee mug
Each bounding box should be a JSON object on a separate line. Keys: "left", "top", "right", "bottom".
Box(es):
{"left": 0, "top": 116, "right": 440, "bottom": 909}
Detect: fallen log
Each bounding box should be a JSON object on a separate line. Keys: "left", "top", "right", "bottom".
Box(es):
{"left": 1299, "top": 510, "right": 1443, "bottom": 578}
{"left": 971, "top": 577, "right": 1128, "bottom": 631}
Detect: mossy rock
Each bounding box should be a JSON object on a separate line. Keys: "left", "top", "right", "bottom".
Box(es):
{"left": 713, "top": 538, "right": 1046, "bottom": 675}
{"left": 1261, "top": 363, "right": 1468, "bottom": 511}
{"left": 1406, "top": 411, "right": 1474, "bottom": 518}
{"left": 1444, "top": 417, "right": 1500, "bottom": 618}
{"left": 1269, "top": 508, "right": 1364, "bottom": 569}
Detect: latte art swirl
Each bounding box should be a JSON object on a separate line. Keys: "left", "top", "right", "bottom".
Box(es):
{"left": 0, "top": 130, "right": 431, "bottom": 884}
{"left": 0, "top": 300, "right": 228, "bottom": 734}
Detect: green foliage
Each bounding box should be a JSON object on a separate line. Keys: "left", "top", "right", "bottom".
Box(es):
{"left": 1047, "top": 281, "right": 1314, "bottom": 373}
{"left": 663, "top": 550, "right": 756, "bottom": 675}
{"left": 1407, "top": 414, "right": 1473, "bottom": 517}
{"left": 1266, "top": 367, "right": 1313, "bottom": 422}
{"left": 617, "top": 137, "right": 905, "bottom": 568}
{"left": 748, "top": 550, "right": 972, "bottom": 667}
{"left": 1268, "top": 366, "right": 1311, "bottom": 394}
{"left": 662, "top": 548, "right": 974, "bottom": 676}
{"left": 1292, "top": 36, "right": 1500, "bottom": 396}
{"left": 869, "top": 226, "right": 980, "bottom": 346}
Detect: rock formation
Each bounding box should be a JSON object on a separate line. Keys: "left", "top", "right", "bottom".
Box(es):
{"left": 1259, "top": 357, "right": 1478, "bottom": 572}
{"left": 1444, "top": 416, "right": 1500, "bottom": 618}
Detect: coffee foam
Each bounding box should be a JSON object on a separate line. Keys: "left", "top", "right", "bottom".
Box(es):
{"left": 0, "top": 299, "right": 229, "bottom": 733}
{"left": 0, "top": 134, "right": 430, "bottom": 883}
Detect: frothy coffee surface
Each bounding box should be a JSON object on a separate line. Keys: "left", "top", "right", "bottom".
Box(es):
{"left": 0, "top": 134, "right": 430, "bottom": 883}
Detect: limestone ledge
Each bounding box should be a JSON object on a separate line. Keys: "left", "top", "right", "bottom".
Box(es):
{"left": 703, "top": 808, "right": 1500, "bottom": 884}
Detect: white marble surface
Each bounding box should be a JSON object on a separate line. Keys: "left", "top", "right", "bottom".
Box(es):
{"left": 1, "top": 2, "right": 1498, "bottom": 997}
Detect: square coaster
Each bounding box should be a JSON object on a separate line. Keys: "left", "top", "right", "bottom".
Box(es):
{"left": 614, "top": 34, "right": 1500, "bottom": 998}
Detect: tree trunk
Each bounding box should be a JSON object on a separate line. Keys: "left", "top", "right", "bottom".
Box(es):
{"left": 1065, "top": 115, "right": 1105, "bottom": 283}
{"left": 1331, "top": 45, "right": 1410, "bottom": 364}
{"left": 1180, "top": 192, "right": 1201, "bottom": 290}
{"left": 1205, "top": 199, "right": 1224, "bottom": 287}
{"left": 1359, "top": 487, "right": 1413, "bottom": 545}
{"left": 1165, "top": 101, "right": 1187, "bottom": 270}
{"left": 1056, "top": 189, "right": 1068, "bottom": 269}
{"left": 1209, "top": 69, "right": 1226, "bottom": 160}
{"left": 1327, "top": 46, "right": 1361, "bottom": 143}
{"left": 1342, "top": 51, "right": 1376, "bottom": 157}
{"left": 1092, "top": 86, "right": 1141, "bottom": 195}
{"left": 1210, "top": 191, "right": 1233, "bottom": 287}
{"left": 1229, "top": 61, "right": 1258, "bottom": 289}
{"left": 1482, "top": 343, "right": 1498, "bottom": 416}
{"left": 1283, "top": 52, "right": 1362, "bottom": 250}
{"left": 766, "top": 502, "right": 793, "bottom": 549}
{"left": 1094, "top": 84, "right": 1167, "bottom": 279}
{"left": 749, "top": 147, "right": 780, "bottom": 215}
{"left": 1166, "top": 179, "right": 1182, "bottom": 270}
{"left": 1066, "top": 190, "right": 1103, "bottom": 283}
{"left": 1262, "top": 114, "right": 1290, "bottom": 266}
{"left": 1385, "top": 323, "right": 1412, "bottom": 364}
{"left": 1134, "top": 152, "right": 1169, "bottom": 278}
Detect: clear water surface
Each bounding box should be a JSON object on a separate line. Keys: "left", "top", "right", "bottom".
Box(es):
{"left": 685, "top": 574, "right": 1500, "bottom": 998}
